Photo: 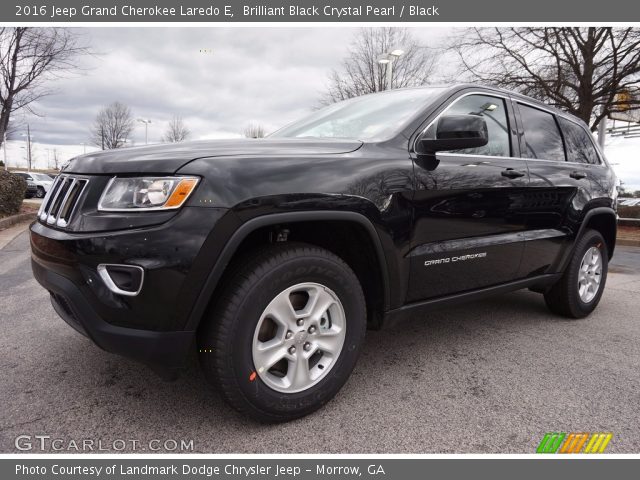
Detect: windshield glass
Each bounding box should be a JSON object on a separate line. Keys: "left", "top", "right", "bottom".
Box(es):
{"left": 33, "top": 173, "right": 53, "bottom": 181}
{"left": 272, "top": 87, "right": 442, "bottom": 141}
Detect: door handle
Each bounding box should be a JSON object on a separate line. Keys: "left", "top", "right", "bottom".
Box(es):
{"left": 570, "top": 170, "right": 587, "bottom": 180}
{"left": 501, "top": 168, "right": 525, "bottom": 179}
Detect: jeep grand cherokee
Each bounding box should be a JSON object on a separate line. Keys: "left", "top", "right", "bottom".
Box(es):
{"left": 30, "top": 84, "right": 617, "bottom": 421}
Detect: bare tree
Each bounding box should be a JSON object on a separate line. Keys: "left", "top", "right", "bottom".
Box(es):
{"left": 448, "top": 28, "right": 640, "bottom": 130}
{"left": 243, "top": 122, "right": 266, "bottom": 139}
{"left": 90, "top": 102, "right": 134, "bottom": 149}
{"left": 0, "top": 28, "right": 88, "bottom": 147}
{"left": 4, "top": 119, "right": 22, "bottom": 140}
{"left": 162, "top": 115, "right": 190, "bottom": 143}
{"left": 321, "top": 28, "right": 439, "bottom": 104}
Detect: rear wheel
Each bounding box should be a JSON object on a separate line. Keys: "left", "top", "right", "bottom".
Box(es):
{"left": 544, "top": 229, "right": 608, "bottom": 318}
{"left": 199, "top": 243, "right": 366, "bottom": 422}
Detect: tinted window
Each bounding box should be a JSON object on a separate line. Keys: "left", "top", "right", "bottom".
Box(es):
{"left": 424, "top": 94, "right": 511, "bottom": 157}
{"left": 519, "top": 104, "right": 565, "bottom": 161}
{"left": 558, "top": 117, "right": 600, "bottom": 164}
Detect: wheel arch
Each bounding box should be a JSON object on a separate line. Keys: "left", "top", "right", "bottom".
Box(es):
{"left": 579, "top": 207, "right": 617, "bottom": 260}
{"left": 185, "top": 211, "right": 392, "bottom": 331}
{"left": 557, "top": 207, "right": 617, "bottom": 273}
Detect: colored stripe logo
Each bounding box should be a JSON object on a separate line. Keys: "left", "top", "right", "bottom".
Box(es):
{"left": 537, "top": 433, "right": 612, "bottom": 453}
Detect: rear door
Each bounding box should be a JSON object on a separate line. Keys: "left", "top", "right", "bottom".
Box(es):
{"left": 407, "top": 91, "right": 529, "bottom": 302}
{"left": 513, "top": 102, "right": 593, "bottom": 277}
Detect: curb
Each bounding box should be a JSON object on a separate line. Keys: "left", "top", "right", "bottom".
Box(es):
{"left": 616, "top": 239, "right": 640, "bottom": 248}
{"left": 0, "top": 213, "right": 36, "bottom": 231}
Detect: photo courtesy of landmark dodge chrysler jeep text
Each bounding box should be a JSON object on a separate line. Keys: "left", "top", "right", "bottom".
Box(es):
{"left": 30, "top": 84, "right": 617, "bottom": 422}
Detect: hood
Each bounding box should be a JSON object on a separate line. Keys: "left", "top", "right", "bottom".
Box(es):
{"left": 62, "top": 138, "right": 363, "bottom": 175}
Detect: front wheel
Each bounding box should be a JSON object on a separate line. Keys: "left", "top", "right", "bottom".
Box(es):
{"left": 36, "top": 187, "right": 45, "bottom": 198}
{"left": 544, "top": 229, "right": 608, "bottom": 318}
{"left": 199, "top": 243, "right": 366, "bottom": 422}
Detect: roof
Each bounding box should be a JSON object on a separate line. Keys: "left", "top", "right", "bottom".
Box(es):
{"left": 397, "top": 83, "right": 589, "bottom": 128}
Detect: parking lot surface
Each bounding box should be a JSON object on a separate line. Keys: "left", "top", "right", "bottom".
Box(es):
{"left": 1, "top": 229, "right": 639, "bottom": 453}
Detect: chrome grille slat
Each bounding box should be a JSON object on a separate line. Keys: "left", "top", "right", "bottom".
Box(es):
{"left": 47, "top": 177, "right": 72, "bottom": 224}
{"left": 39, "top": 175, "right": 63, "bottom": 222}
{"left": 54, "top": 178, "right": 77, "bottom": 227}
{"left": 57, "top": 179, "right": 87, "bottom": 228}
{"left": 39, "top": 174, "right": 88, "bottom": 229}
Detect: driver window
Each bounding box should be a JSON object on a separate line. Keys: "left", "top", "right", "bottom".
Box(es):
{"left": 423, "top": 94, "right": 511, "bottom": 157}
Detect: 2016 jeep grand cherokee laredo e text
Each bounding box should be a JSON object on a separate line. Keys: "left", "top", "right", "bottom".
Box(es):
{"left": 31, "top": 85, "right": 617, "bottom": 422}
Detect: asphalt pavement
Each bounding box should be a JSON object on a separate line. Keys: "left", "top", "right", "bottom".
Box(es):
{"left": 1, "top": 228, "right": 639, "bottom": 453}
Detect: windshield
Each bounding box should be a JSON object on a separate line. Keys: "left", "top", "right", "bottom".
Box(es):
{"left": 272, "top": 87, "right": 443, "bottom": 141}
{"left": 33, "top": 173, "right": 53, "bottom": 181}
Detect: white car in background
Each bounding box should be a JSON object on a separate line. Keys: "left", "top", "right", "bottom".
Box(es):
{"left": 14, "top": 172, "right": 55, "bottom": 198}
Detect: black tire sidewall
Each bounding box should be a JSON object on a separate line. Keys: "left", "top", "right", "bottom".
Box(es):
{"left": 36, "top": 187, "right": 45, "bottom": 198}
{"left": 566, "top": 230, "right": 608, "bottom": 317}
{"left": 220, "top": 252, "right": 365, "bottom": 419}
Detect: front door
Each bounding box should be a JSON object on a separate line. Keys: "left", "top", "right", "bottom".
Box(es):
{"left": 407, "top": 92, "right": 529, "bottom": 302}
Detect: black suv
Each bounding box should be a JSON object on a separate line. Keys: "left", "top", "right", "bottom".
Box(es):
{"left": 30, "top": 84, "right": 617, "bottom": 421}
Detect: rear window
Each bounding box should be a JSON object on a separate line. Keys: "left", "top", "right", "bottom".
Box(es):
{"left": 558, "top": 117, "right": 601, "bottom": 164}
{"left": 519, "top": 104, "right": 565, "bottom": 161}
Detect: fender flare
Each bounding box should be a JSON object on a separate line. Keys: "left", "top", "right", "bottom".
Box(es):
{"left": 558, "top": 206, "right": 617, "bottom": 272}
{"left": 184, "top": 211, "right": 391, "bottom": 330}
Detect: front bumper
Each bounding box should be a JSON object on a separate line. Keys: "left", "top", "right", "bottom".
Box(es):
{"left": 29, "top": 206, "right": 230, "bottom": 372}
{"left": 32, "top": 258, "right": 194, "bottom": 371}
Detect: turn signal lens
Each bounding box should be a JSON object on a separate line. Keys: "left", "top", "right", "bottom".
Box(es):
{"left": 164, "top": 178, "right": 199, "bottom": 208}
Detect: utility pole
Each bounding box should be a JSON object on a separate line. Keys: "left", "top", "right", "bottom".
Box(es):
{"left": 26, "top": 124, "right": 32, "bottom": 171}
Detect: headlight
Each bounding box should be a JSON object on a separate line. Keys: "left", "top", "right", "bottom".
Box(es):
{"left": 98, "top": 176, "right": 199, "bottom": 211}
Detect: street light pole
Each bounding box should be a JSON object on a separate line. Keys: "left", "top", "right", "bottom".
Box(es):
{"left": 137, "top": 118, "right": 152, "bottom": 145}
{"left": 598, "top": 106, "right": 607, "bottom": 149}
{"left": 21, "top": 125, "right": 33, "bottom": 171}
{"left": 385, "top": 61, "right": 393, "bottom": 91}
{"left": 377, "top": 49, "right": 405, "bottom": 91}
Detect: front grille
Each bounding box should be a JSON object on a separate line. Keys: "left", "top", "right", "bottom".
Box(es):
{"left": 38, "top": 174, "right": 88, "bottom": 228}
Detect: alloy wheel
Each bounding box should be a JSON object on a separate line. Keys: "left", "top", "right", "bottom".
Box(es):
{"left": 251, "top": 282, "right": 346, "bottom": 393}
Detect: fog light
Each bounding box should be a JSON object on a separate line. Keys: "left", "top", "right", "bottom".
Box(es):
{"left": 97, "top": 264, "right": 144, "bottom": 296}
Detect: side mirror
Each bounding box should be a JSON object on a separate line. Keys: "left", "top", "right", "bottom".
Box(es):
{"left": 418, "top": 115, "right": 489, "bottom": 154}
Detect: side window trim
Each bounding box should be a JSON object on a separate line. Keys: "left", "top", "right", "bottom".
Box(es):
{"left": 555, "top": 112, "right": 570, "bottom": 163}
{"left": 412, "top": 90, "right": 513, "bottom": 158}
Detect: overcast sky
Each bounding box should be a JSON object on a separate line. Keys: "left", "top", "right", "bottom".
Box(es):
{"left": 9, "top": 27, "right": 639, "bottom": 189}
{"left": 23, "top": 27, "right": 447, "bottom": 146}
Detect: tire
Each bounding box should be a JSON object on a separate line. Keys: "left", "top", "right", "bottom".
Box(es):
{"left": 544, "top": 229, "right": 608, "bottom": 318}
{"left": 199, "top": 242, "right": 366, "bottom": 422}
{"left": 36, "top": 187, "right": 45, "bottom": 198}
